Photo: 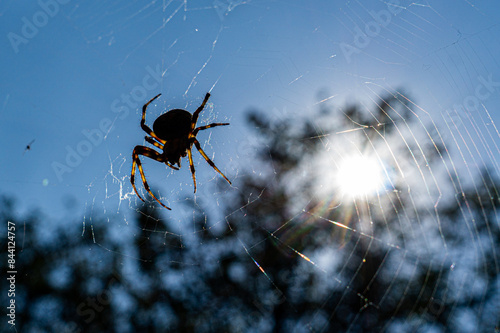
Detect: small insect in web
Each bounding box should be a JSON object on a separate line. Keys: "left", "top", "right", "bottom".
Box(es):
{"left": 23, "top": 139, "right": 35, "bottom": 155}
{"left": 131, "top": 92, "right": 232, "bottom": 210}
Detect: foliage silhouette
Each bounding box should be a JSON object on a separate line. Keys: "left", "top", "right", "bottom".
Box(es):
{"left": 1, "top": 91, "right": 498, "bottom": 332}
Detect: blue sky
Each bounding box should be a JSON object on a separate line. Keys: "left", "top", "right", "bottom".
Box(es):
{"left": 1, "top": 0, "right": 499, "bottom": 220}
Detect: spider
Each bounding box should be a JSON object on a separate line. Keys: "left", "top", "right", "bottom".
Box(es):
{"left": 131, "top": 92, "right": 231, "bottom": 209}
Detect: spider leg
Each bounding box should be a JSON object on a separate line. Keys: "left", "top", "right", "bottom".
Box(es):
{"left": 131, "top": 147, "right": 149, "bottom": 203}
{"left": 144, "top": 137, "right": 180, "bottom": 170}
{"left": 145, "top": 136, "right": 163, "bottom": 149}
{"left": 187, "top": 147, "right": 197, "bottom": 193}
{"left": 193, "top": 138, "right": 232, "bottom": 186}
{"left": 141, "top": 94, "right": 166, "bottom": 144}
{"left": 193, "top": 122, "right": 230, "bottom": 136}
{"left": 191, "top": 93, "right": 211, "bottom": 130}
{"left": 131, "top": 145, "right": 171, "bottom": 210}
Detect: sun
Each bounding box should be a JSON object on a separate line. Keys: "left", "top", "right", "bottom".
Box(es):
{"left": 335, "top": 155, "right": 385, "bottom": 198}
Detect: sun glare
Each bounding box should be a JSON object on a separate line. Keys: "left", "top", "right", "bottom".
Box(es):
{"left": 336, "top": 156, "right": 385, "bottom": 197}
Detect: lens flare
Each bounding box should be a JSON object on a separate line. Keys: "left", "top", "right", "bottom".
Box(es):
{"left": 336, "top": 156, "right": 385, "bottom": 197}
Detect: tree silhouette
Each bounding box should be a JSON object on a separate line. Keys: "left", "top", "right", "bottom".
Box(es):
{"left": 1, "top": 91, "right": 498, "bottom": 332}
{"left": 219, "top": 91, "right": 499, "bottom": 332}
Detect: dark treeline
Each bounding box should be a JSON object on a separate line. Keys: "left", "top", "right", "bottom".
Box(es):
{"left": 1, "top": 91, "right": 498, "bottom": 332}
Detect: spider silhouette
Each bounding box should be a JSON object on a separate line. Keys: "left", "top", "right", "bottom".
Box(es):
{"left": 131, "top": 92, "right": 231, "bottom": 209}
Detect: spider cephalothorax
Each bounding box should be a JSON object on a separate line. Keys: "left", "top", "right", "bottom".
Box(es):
{"left": 131, "top": 93, "right": 231, "bottom": 209}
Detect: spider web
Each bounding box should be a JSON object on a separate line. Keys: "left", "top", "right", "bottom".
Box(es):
{"left": 81, "top": 2, "right": 499, "bottom": 330}
{"left": 73, "top": 1, "right": 500, "bottom": 331}
{"left": 2, "top": 0, "right": 499, "bottom": 332}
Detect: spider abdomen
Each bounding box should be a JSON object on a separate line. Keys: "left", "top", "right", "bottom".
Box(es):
{"left": 153, "top": 109, "right": 192, "bottom": 141}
